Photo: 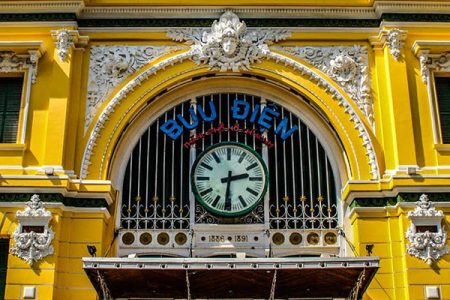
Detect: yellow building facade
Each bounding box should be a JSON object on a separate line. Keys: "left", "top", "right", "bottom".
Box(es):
{"left": 0, "top": 0, "right": 449, "bottom": 299}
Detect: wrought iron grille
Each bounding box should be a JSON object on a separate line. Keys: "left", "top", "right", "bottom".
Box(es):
{"left": 120, "top": 93, "right": 338, "bottom": 230}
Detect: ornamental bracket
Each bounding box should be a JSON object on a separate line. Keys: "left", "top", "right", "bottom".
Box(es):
{"left": 371, "top": 28, "right": 407, "bottom": 61}
{"left": 406, "top": 194, "right": 449, "bottom": 265}
{"left": 51, "top": 29, "right": 88, "bottom": 61}
{"left": 10, "top": 194, "right": 54, "bottom": 266}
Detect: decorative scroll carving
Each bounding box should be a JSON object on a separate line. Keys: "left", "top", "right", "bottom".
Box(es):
{"left": 195, "top": 205, "right": 220, "bottom": 224}
{"left": 53, "top": 29, "right": 76, "bottom": 61}
{"left": 420, "top": 52, "right": 450, "bottom": 84}
{"left": 168, "top": 10, "right": 290, "bottom": 72}
{"left": 386, "top": 29, "right": 406, "bottom": 61}
{"left": 10, "top": 195, "right": 54, "bottom": 265}
{"left": 85, "top": 45, "right": 181, "bottom": 130}
{"left": 419, "top": 52, "right": 431, "bottom": 83}
{"left": 0, "top": 50, "right": 41, "bottom": 83}
{"left": 406, "top": 194, "right": 448, "bottom": 265}
{"left": 275, "top": 46, "right": 373, "bottom": 126}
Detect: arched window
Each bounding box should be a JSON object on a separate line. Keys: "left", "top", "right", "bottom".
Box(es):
{"left": 119, "top": 92, "right": 340, "bottom": 257}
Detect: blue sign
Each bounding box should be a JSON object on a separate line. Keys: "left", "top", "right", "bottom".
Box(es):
{"left": 161, "top": 99, "right": 298, "bottom": 141}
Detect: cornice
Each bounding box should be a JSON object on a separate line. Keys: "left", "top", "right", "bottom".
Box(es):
{"left": 412, "top": 40, "right": 450, "bottom": 56}
{"left": 78, "top": 2, "right": 450, "bottom": 20}
{"left": 0, "top": 1, "right": 450, "bottom": 23}
{"left": 0, "top": 1, "right": 84, "bottom": 15}
{"left": 79, "top": 6, "right": 375, "bottom": 19}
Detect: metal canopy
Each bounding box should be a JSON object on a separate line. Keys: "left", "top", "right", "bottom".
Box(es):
{"left": 83, "top": 257, "right": 379, "bottom": 299}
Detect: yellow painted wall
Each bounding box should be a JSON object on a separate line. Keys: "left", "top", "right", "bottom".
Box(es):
{"left": 0, "top": 0, "right": 449, "bottom": 299}
{"left": 352, "top": 206, "right": 450, "bottom": 300}
{"left": 1, "top": 206, "right": 111, "bottom": 299}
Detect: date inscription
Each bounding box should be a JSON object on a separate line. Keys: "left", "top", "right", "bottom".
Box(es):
{"left": 207, "top": 235, "right": 248, "bottom": 243}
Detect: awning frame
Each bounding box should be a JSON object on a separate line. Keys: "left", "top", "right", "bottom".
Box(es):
{"left": 83, "top": 256, "right": 379, "bottom": 300}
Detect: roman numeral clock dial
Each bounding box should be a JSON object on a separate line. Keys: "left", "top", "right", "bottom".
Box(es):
{"left": 191, "top": 142, "right": 268, "bottom": 217}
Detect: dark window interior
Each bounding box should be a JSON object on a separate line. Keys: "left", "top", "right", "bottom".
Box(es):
{"left": 0, "top": 77, "right": 23, "bottom": 143}
{"left": 0, "top": 239, "right": 9, "bottom": 299}
{"left": 435, "top": 77, "right": 450, "bottom": 143}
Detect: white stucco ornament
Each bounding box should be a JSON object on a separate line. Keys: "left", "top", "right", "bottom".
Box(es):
{"left": 420, "top": 52, "right": 450, "bottom": 84}
{"left": 10, "top": 195, "right": 54, "bottom": 265}
{"left": 0, "top": 50, "right": 41, "bottom": 83}
{"left": 275, "top": 46, "right": 373, "bottom": 126}
{"left": 406, "top": 194, "right": 448, "bottom": 265}
{"left": 168, "top": 10, "right": 290, "bottom": 72}
{"left": 52, "top": 29, "right": 78, "bottom": 61}
{"left": 85, "top": 45, "right": 180, "bottom": 130}
{"left": 386, "top": 29, "right": 406, "bottom": 61}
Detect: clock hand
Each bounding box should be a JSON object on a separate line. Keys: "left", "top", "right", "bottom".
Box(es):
{"left": 220, "top": 173, "right": 249, "bottom": 183}
{"left": 224, "top": 170, "right": 232, "bottom": 211}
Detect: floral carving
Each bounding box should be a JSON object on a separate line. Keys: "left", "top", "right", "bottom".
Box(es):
{"left": 86, "top": 45, "right": 181, "bottom": 130}
{"left": 167, "top": 10, "right": 290, "bottom": 72}
{"left": 16, "top": 194, "right": 51, "bottom": 218}
{"left": 420, "top": 52, "right": 450, "bottom": 84}
{"left": 275, "top": 46, "right": 373, "bottom": 126}
{"left": 10, "top": 195, "right": 54, "bottom": 265}
{"left": 0, "top": 50, "right": 40, "bottom": 83}
{"left": 406, "top": 194, "right": 448, "bottom": 265}
{"left": 386, "top": 29, "right": 406, "bottom": 61}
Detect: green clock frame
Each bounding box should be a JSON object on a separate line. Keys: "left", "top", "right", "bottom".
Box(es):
{"left": 191, "top": 142, "right": 269, "bottom": 217}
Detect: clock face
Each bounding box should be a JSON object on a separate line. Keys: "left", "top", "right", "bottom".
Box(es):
{"left": 191, "top": 142, "right": 268, "bottom": 217}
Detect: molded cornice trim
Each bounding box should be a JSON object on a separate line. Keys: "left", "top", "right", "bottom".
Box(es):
{"left": 1, "top": 1, "right": 450, "bottom": 23}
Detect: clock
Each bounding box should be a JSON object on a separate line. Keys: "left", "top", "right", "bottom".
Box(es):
{"left": 191, "top": 142, "right": 268, "bottom": 217}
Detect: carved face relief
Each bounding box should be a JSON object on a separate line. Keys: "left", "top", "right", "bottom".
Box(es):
{"left": 221, "top": 36, "right": 239, "bottom": 56}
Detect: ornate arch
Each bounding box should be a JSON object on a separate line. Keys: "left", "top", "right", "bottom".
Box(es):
{"left": 80, "top": 11, "right": 380, "bottom": 183}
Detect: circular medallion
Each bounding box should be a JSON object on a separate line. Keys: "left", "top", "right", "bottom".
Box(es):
{"left": 289, "top": 232, "right": 302, "bottom": 245}
{"left": 139, "top": 232, "right": 152, "bottom": 245}
{"left": 122, "top": 232, "right": 135, "bottom": 245}
{"left": 191, "top": 142, "right": 268, "bottom": 217}
{"left": 157, "top": 232, "right": 170, "bottom": 245}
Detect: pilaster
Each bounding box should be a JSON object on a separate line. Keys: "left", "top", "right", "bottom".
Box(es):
{"left": 44, "top": 29, "right": 88, "bottom": 167}
{"left": 371, "top": 28, "right": 418, "bottom": 174}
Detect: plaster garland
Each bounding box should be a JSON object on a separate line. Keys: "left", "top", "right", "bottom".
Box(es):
{"left": 10, "top": 195, "right": 54, "bottom": 265}
{"left": 85, "top": 45, "right": 183, "bottom": 130}
{"left": 80, "top": 11, "right": 379, "bottom": 180}
{"left": 0, "top": 50, "right": 41, "bottom": 83}
{"left": 273, "top": 46, "right": 374, "bottom": 126}
{"left": 406, "top": 194, "right": 448, "bottom": 265}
